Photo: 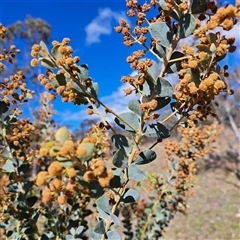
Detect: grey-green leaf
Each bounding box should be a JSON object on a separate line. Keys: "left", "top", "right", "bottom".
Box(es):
{"left": 2, "top": 161, "right": 15, "bottom": 172}
{"left": 128, "top": 99, "right": 144, "bottom": 117}
{"left": 111, "top": 134, "right": 132, "bottom": 155}
{"left": 0, "top": 101, "right": 9, "bottom": 114}
{"left": 110, "top": 214, "right": 121, "bottom": 226}
{"left": 178, "top": 13, "right": 196, "bottom": 39}
{"left": 77, "top": 64, "right": 89, "bottom": 82}
{"left": 89, "top": 228, "right": 102, "bottom": 240}
{"left": 191, "top": 0, "right": 208, "bottom": 14}
{"left": 41, "top": 57, "right": 57, "bottom": 69}
{"left": 55, "top": 126, "right": 69, "bottom": 144}
{"left": 122, "top": 188, "right": 140, "bottom": 203}
{"left": 186, "top": 68, "right": 201, "bottom": 87}
{"left": 166, "top": 51, "right": 185, "bottom": 73}
{"left": 96, "top": 196, "right": 112, "bottom": 214}
{"left": 148, "top": 22, "right": 172, "bottom": 48}
{"left": 140, "top": 58, "right": 159, "bottom": 82}
{"left": 156, "top": 77, "right": 174, "bottom": 97}
{"left": 52, "top": 73, "right": 67, "bottom": 87}
{"left": 112, "top": 148, "right": 128, "bottom": 168}
{"left": 134, "top": 150, "right": 157, "bottom": 165}
{"left": 144, "top": 122, "right": 170, "bottom": 139}
{"left": 128, "top": 165, "right": 146, "bottom": 181}
{"left": 93, "top": 220, "right": 105, "bottom": 234}
{"left": 153, "top": 97, "right": 171, "bottom": 111}
{"left": 106, "top": 231, "right": 121, "bottom": 240}
{"left": 114, "top": 112, "right": 140, "bottom": 133}
{"left": 140, "top": 78, "right": 155, "bottom": 97}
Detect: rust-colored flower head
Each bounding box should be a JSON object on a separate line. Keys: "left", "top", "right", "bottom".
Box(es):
{"left": 36, "top": 171, "right": 49, "bottom": 186}
{"left": 48, "top": 161, "right": 63, "bottom": 177}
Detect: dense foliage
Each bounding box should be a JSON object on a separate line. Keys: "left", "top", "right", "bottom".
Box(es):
{"left": 0, "top": 1, "right": 239, "bottom": 239}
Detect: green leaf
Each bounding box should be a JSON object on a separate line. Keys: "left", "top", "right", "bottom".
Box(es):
{"left": 71, "top": 81, "right": 86, "bottom": 95}
{"left": 144, "top": 122, "right": 170, "bottom": 138}
{"left": 128, "top": 165, "right": 146, "bottom": 181}
{"left": 66, "top": 236, "right": 75, "bottom": 240}
{"left": 39, "top": 41, "right": 49, "bottom": 57}
{"left": 93, "top": 220, "right": 105, "bottom": 234}
{"left": 156, "top": 77, "right": 174, "bottom": 97}
{"left": 87, "top": 82, "right": 99, "bottom": 107}
{"left": 41, "top": 57, "right": 57, "bottom": 69}
{"left": 57, "top": 157, "right": 73, "bottom": 169}
{"left": 196, "top": 44, "right": 211, "bottom": 54}
{"left": 134, "top": 150, "right": 156, "bottom": 165}
{"left": 128, "top": 99, "right": 144, "bottom": 117}
{"left": 55, "top": 126, "right": 69, "bottom": 144}
{"left": 40, "top": 41, "right": 49, "bottom": 53}
{"left": 51, "top": 44, "right": 63, "bottom": 59}
{"left": 26, "top": 93, "right": 32, "bottom": 99}
{"left": 111, "top": 134, "right": 132, "bottom": 155}
{"left": 178, "top": 13, "right": 196, "bottom": 39}
{"left": 153, "top": 97, "right": 171, "bottom": 111}
{"left": 106, "top": 231, "right": 121, "bottom": 240}
{"left": 191, "top": 0, "right": 208, "bottom": 14}
{"left": 206, "top": 33, "right": 216, "bottom": 44}
{"left": 112, "top": 148, "right": 128, "bottom": 168}
{"left": 27, "top": 196, "right": 38, "bottom": 207}
{"left": 2, "top": 161, "right": 15, "bottom": 172}
{"left": 159, "top": 0, "right": 180, "bottom": 20}
{"left": 153, "top": 43, "right": 167, "bottom": 61}
{"left": 114, "top": 112, "right": 140, "bottom": 133}
{"left": 97, "top": 207, "right": 109, "bottom": 221}
{"left": 76, "top": 226, "right": 84, "bottom": 235}
{"left": 0, "top": 101, "right": 9, "bottom": 114}
{"left": 77, "top": 64, "right": 89, "bottom": 82}
{"left": 88, "top": 182, "right": 103, "bottom": 198}
{"left": 166, "top": 51, "right": 185, "bottom": 73}
{"left": 79, "top": 143, "right": 95, "bottom": 161}
{"left": 109, "top": 168, "right": 125, "bottom": 188}
{"left": 110, "top": 214, "right": 121, "bottom": 226}
{"left": 148, "top": 22, "right": 172, "bottom": 48}
{"left": 89, "top": 229, "right": 102, "bottom": 240}
{"left": 122, "top": 188, "right": 140, "bottom": 203}
{"left": 96, "top": 195, "right": 112, "bottom": 214}
{"left": 140, "top": 77, "right": 155, "bottom": 97}
{"left": 52, "top": 73, "right": 67, "bottom": 87}
{"left": 186, "top": 68, "right": 201, "bottom": 87}
{"left": 140, "top": 58, "right": 159, "bottom": 82}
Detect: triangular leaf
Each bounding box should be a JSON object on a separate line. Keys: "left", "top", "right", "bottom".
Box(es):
{"left": 148, "top": 22, "right": 172, "bottom": 48}
{"left": 178, "top": 13, "right": 196, "bottom": 39}
{"left": 128, "top": 165, "right": 146, "bottom": 181}
{"left": 96, "top": 196, "right": 112, "bottom": 214}
{"left": 128, "top": 99, "right": 144, "bottom": 117}
{"left": 122, "top": 188, "right": 140, "bottom": 203}
{"left": 55, "top": 126, "right": 69, "bottom": 144}
{"left": 112, "top": 148, "right": 128, "bottom": 168}
{"left": 156, "top": 77, "right": 174, "bottom": 97}
{"left": 111, "top": 134, "right": 132, "bottom": 155}
{"left": 134, "top": 150, "right": 157, "bottom": 165}
{"left": 191, "top": 0, "right": 208, "bottom": 14}
{"left": 114, "top": 112, "right": 140, "bottom": 133}
{"left": 144, "top": 122, "right": 170, "bottom": 138}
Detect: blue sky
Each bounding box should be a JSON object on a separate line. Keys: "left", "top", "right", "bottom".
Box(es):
{"left": 0, "top": 0, "right": 239, "bottom": 129}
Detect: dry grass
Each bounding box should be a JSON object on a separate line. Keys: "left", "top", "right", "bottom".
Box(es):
{"left": 139, "top": 126, "right": 240, "bottom": 240}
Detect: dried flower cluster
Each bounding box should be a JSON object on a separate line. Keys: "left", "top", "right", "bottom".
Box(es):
{"left": 115, "top": 1, "right": 239, "bottom": 126}
{"left": 164, "top": 121, "right": 222, "bottom": 203}
{"left": 30, "top": 38, "right": 92, "bottom": 105}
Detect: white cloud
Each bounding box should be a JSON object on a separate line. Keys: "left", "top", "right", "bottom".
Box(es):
{"left": 85, "top": 8, "right": 129, "bottom": 45}
{"left": 57, "top": 83, "right": 136, "bottom": 124}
